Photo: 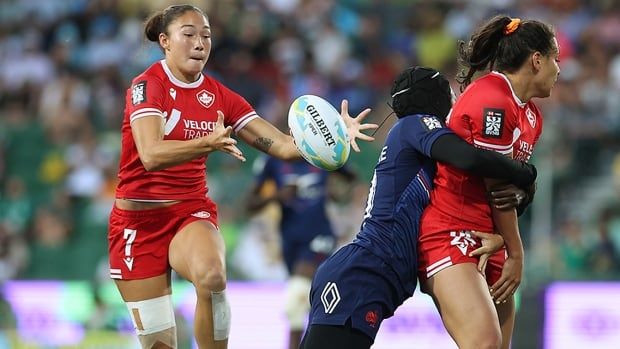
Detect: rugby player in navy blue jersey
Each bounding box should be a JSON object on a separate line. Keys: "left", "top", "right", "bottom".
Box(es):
{"left": 299, "top": 66, "right": 537, "bottom": 349}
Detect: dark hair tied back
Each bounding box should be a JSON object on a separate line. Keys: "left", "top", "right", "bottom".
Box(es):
{"left": 456, "top": 15, "right": 555, "bottom": 91}
{"left": 144, "top": 4, "right": 206, "bottom": 43}
{"left": 144, "top": 12, "right": 164, "bottom": 42}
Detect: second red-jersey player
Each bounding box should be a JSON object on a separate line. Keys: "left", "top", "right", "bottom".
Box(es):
{"left": 419, "top": 71, "right": 543, "bottom": 282}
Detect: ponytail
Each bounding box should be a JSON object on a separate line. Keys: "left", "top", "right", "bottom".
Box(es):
{"left": 456, "top": 16, "right": 512, "bottom": 91}
{"left": 457, "top": 15, "right": 555, "bottom": 91}
{"left": 144, "top": 11, "right": 165, "bottom": 42}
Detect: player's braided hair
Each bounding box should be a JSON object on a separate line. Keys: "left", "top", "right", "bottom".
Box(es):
{"left": 457, "top": 15, "right": 555, "bottom": 91}
{"left": 390, "top": 66, "right": 453, "bottom": 121}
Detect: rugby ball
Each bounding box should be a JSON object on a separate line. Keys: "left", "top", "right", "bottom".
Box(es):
{"left": 288, "top": 95, "right": 350, "bottom": 170}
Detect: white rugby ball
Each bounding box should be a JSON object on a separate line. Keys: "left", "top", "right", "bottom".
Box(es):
{"left": 288, "top": 95, "right": 350, "bottom": 171}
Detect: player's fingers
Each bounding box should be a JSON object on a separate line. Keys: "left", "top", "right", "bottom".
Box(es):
{"left": 491, "top": 278, "right": 510, "bottom": 295}
{"left": 491, "top": 196, "right": 518, "bottom": 207}
{"left": 228, "top": 152, "right": 246, "bottom": 162}
{"left": 490, "top": 277, "right": 506, "bottom": 295}
{"left": 215, "top": 111, "right": 233, "bottom": 136}
{"left": 355, "top": 132, "right": 375, "bottom": 142}
{"left": 341, "top": 99, "right": 349, "bottom": 116}
{"left": 480, "top": 260, "right": 489, "bottom": 275}
{"left": 477, "top": 254, "right": 489, "bottom": 273}
{"left": 490, "top": 189, "right": 514, "bottom": 198}
{"left": 220, "top": 144, "right": 237, "bottom": 154}
{"left": 216, "top": 110, "right": 225, "bottom": 125}
{"left": 222, "top": 145, "right": 245, "bottom": 162}
{"left": 494, "top": 202, "right": 516, "bottom": 210}
{"left": 468, "top": 230, "right": 491, "bottom": 239}
{"left": 469, "top": 246, "right": 490, "bottom": 257}
{"left": 491, "top": 195, "right": 515, "bottom": 204}
{"left": 223, "top": 125, "right": 233, "bottom": 137}
{"left": 228, "top": 144, "right": 243, "bottom": 155}
{"left": 358, "top": 123, "right": 379, "bottom": 131}
{"left": 355, "top": 108, "right": 372, "bottom": 121}
{"left": 469, "top": 231, "right": 499, "bottom": 246}
{"left": 350, "top": 139, "right": 360, "bottom": 153}
{"left": 490, "top": 198, "right": 517, "bottom": 207}
{"left": 221, "top": 137, "right": 237, "bottom": 146}
{"left": 494, "top": 284, "right": 516, "bottom": 304}
{"left": 493, "top": 282, "right": 511, "bottom": 301}
{"left": 491, "top": 279, "right": 511, "bottom": 300}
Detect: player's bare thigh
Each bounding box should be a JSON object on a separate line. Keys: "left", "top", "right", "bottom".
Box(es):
{"left": 421, "top": 263, "right": 502, "bottom": 349}
{"left": 115, "top": 273, "right": 172, "bottom": 302}
{"left": 168, "top": 219, "right": 226, "bottom": 286}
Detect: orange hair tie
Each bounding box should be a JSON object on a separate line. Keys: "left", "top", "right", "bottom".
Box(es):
{"left": 504, "top": 18, "right": 521, "bottom": 35}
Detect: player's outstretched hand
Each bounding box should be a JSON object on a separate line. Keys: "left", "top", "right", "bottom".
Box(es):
{"left": 340, "top": 99, "right": 377, "bottom": 152}
{"left": 206, "top": 111, "right": 246, "bottom": 162}
{"left": 468, "top": 231, "right": 504, "bottom": 275}
{"left": 490, "top": 255, "right": 523, "bottom": 304}
{"left": 489, "top": 184, "right": 526, "bottom": 210}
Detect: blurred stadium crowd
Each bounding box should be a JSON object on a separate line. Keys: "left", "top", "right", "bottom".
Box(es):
{"left": 0, "top": 0, "right": 619, "bottom": 321}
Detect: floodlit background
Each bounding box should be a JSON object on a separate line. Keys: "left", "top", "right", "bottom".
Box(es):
{"left": 0, "top": 0, "right": 619, "bottom": 348}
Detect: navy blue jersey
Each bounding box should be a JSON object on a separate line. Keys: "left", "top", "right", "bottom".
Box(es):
{"left": 352, "top": 114, "right": 452, "bottom": 292}
{"left": 255, "top": 157, "right": 333, "bottom": 243}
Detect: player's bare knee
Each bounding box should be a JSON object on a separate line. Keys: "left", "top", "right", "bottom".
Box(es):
{"left": 465, "top": 328, "right": 501, "bottom": 349}
{"left": 194, "top": 267, "right": 227, "bottom": 296}
{"left": 478, "top": 336, "right": 502, "bottom": 349}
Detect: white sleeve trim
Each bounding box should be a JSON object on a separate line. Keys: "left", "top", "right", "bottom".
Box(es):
{"left": 232, "top": 112, "right": 259, "bottom": 133}
{"left": 473, "top": 139, "right": 513, "bottom": 152}
{"left": 130, "top": 108, "right": 165, "bottom": 123}
{"left": 473, "top": 127, "right": 521, "bottom": 155}
{"left": 473, "top": 142, "right": 513, "bottom": 155}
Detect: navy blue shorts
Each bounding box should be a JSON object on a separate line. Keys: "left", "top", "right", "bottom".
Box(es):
{"left": 282, "top": 234, "right": 336, "bottom": 273}
{"left": 307, "top": 244, "right": 408, "bottom": 340}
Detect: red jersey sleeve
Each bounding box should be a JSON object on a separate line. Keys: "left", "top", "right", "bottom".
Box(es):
{"left": 125, "top": 74, "right": 167, "bottom": 123}
{"left": 216, "top": 81, "right": 258, "bottom": 133}
{"left": 449, "top": 88, "right": 519, "bottom": 157}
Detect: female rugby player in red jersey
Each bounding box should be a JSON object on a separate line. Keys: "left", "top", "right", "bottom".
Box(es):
{"left": 418, "top": 15, "right": 560, "bottom": 349}
{"left": 107, "top": 5, "right": 376, "bottom": 349}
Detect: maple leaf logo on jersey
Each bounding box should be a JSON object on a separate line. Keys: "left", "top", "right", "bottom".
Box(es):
{"left": 196, "top": 89, "right": 215, "bottom": 108}
{"left": 526, "top": 107, "right": 536, "bottom": 128}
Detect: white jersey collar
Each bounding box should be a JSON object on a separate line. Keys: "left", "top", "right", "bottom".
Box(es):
{"left": 490, "top": 71, "right": 526, "bottom": 108}
{"left": 160, "top": 59, "right": 204, "bottom": 88}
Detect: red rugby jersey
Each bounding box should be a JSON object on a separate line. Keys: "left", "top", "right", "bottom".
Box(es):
{"left": 421, "top": 71, "right": 543, "bottom": 233}
{"left": 115, "top": 60, "right": 258, "bottom": 200}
